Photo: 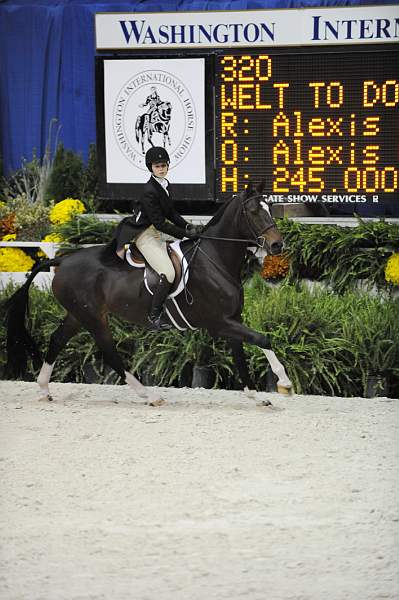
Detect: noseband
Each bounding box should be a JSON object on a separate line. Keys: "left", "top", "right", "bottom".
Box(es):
{"left": 241, "top": 196, "right": 277, "bottom": 249}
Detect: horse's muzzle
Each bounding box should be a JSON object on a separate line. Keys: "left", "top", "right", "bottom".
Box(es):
{"left": 269, "top": 240, "right": 284, "bottom": 256}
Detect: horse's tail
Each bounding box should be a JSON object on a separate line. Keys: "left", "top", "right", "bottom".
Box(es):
{"left": 4, "top": 257, "right": 62, "bottom": 378}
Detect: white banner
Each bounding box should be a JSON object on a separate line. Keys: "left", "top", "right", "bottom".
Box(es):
{"left": 104, "top": 58, "right": 205, "bottom": 184}
{"left": 96, "top": 6, "right": 399, "bottom": 49}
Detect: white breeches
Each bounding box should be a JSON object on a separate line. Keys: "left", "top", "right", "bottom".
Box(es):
{"left": 135, "top": 226, "right": 175, "bottom": 284}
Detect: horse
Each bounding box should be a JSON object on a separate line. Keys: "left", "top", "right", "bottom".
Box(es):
{"left": 4, "top": 182, "right": 293, "bottom": 406}
{"left": 135, "top": 102, "right": 172, "bottom": 154}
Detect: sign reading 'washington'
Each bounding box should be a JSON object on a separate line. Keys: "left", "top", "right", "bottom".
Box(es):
{"left": 96, "top": 6, "right": 399, "bottom": 49}
{"left": 104, "top": 58, "right": 205, "bottom": 184}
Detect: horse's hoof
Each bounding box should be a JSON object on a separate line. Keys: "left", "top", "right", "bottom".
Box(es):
{"left": 277, "top": 384, "right": 293, "bottom": 395}
{"left": 39, "top": 394, "right": 53, "bottom": 402}
{"left": 148, "top": 397, "right": 166, "bottom": 407}
{"left": 262, "top": 398, "right": 273, "bottom": 407}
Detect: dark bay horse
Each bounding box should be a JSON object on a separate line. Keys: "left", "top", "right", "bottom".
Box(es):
{"left": 5, "top": 183, "right": 292, "bottom": 405}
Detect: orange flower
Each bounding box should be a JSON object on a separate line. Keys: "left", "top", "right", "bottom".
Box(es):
{"left": 0, "top": 213, "right": 16, "bottom": 237}
{"left": 261, "top": 253, "right": 290, "bottom": 281}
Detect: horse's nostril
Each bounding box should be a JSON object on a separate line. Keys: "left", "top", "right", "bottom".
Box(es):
{"left": 270, "top": 241, "right": 283, "bottom": 255}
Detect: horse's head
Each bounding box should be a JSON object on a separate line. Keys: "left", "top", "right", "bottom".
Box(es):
{"left": 240, "top": 182, "right": 283, "bottom": 255}
{"left": 158, "top": 101, "right": 172, "bottom": 120}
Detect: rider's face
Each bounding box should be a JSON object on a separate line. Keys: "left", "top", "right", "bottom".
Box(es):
{"left": 152, "top": 162, "right": 169, "bottom": 177}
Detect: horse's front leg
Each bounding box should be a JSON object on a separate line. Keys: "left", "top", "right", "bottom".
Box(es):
{"left": 229, "top": 339, "right": 254, "bottom": 388}
{"left": 227, "top": 339, "right": 272, "bottom": 406}
{"left": 219, "top": 321, "right": 293, "bottom": 395}
{"left": 228, "top": 340, "right": 273, "bottom": 406}
{"left": 147, "top": 127, "right": 154, "bottom": 148}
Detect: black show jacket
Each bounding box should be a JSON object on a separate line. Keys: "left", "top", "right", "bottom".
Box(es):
{"left": 114, "top": 176, "right": 190, "bottom": 250}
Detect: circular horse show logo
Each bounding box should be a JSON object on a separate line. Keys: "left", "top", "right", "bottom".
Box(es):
{"left": 112, "top": 70, "right": 197, "bottom": 170}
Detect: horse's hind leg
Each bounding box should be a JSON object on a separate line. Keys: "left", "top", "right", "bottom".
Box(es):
{"left": 81, "top": 314, "right": 165, "bottom": 406}
{"left": 37, "top": 313, "right": 81, "bottom": 401}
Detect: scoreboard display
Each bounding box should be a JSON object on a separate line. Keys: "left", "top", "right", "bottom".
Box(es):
{"left": 96, "top": 42, "right": 398, "bottom": 214}
{"left": 214, "top": 49, "right": 398, "bottom": 210}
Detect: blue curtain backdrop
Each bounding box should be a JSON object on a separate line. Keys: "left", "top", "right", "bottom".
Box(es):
{"left": 0, "top": 0, "right": 397, "bottom": 173}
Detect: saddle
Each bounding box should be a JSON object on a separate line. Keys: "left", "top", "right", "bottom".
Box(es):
{"left": 125, "top": 240, "right": 186, "bottom": 297}
{"left": 124, "top": 240, "right": 196, "bottom": 331}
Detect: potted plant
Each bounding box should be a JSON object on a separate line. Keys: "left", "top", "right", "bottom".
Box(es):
{"left": 342, "top": 297, "right": 399, "bottom": 397}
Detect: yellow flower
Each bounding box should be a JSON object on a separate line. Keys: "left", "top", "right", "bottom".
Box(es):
{"left": 1, "top": 233, "right": 17, "bottom": 241}
{"left": 0, "top": 248, "right": 35, "bottom": 272}
{"left": 49, "top": 198, "right": 86, "bottom": 224}
{"left": 41, "top": 233, "right": 62, "bottom": 243}
{"left": 385, "top": 252, "right": 399, "bottom": 286}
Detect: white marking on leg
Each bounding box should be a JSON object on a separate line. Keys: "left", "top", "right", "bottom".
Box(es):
{"left": 244, "top": 386, "right": 256, "bottom": 400}
{"left": 125, "top": 371, "right": 148, "bottom": 399}
{"left": 125, "top": 371, "right": 165, "bottom": 406}
{"left": 262, "top": 349, "right": 292, "bottom": 389}
{"left": 37, "top": 362, "right": 54, "bottom": 400}
{"left": 244, "top": 386, "right": 273, "bottom": 407}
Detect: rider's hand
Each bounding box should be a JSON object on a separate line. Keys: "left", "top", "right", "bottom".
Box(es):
{"left": 185, "top": 224, "right": 204, "bottom": 238}
{"left": 185, "top": 230, "right": 200, "bottom": 239}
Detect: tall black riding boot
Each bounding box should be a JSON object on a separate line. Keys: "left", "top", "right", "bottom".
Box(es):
{"left": 148, "top": 273, "right": 172, "bottom": 330}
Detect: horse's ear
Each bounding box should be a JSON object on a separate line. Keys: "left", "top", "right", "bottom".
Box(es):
{"left": 256, "top": 180, "right": 266, "bottom": 194}
{"left": 245, "top": 182, "right": 254, "bottom": 197}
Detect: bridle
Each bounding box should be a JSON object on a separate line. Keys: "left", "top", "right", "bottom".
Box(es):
{"left": 241, "top": 194, "right": 277, "bottom": 249}
{"left": 181, "top": 194, "right": 279, "bottom": 301}
{"left": 198, "top": 194, "right": 277, "bottom": 250}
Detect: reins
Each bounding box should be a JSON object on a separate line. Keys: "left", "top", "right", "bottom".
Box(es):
{"left": 196, "top": 196, "right": 276, "bottom": 248}
{"left": 195, "top": 241, "right": 243, "bottom": 286}
{"left": 179, "top": 193, "right": 278, "bottom": 302}
{"left": 196, "top": 234, "right": 264, "bottom": 247}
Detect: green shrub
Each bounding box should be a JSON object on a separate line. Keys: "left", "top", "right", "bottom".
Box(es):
{"left": 245, "top": 276, "right": 399, "bottom": 396}
{"left": 279, "top": 218, "right": 399, "bottom": 292}
{"left": 45, "top": 144, "right": 85, "bottom": 203}
{"left": 81, "top": 143, "right": 99, "bottom": 203}
{"left": 1, "top": 277, "right": 398, "bottom": 398}
{"left": 55, "top": 213, "right": 117, "bottom": 245}
{"left": 341, "top": 298, "right": 399, "bottom": 396}
{"left": 1, "top": 121, "right": 60, "bottom": 205}
{"left": 243, "top": 277, "right": 359, "bottom": 396}
{"left": 128, "top": 328, "right": 234, "bottom": 388}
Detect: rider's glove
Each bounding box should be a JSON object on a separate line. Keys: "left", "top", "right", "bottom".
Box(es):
{"left": 185, "top": 224, "right": 204, "bottom": 237}
{"left": 185, "top": 230, "right": 200, "bottom": 239}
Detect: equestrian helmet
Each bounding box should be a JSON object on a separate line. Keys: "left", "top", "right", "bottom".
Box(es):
{"left": 145, "top": 147, "right": 170, "bottom": 171}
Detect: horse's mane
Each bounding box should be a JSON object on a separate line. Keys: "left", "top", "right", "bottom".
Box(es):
{"left": 202, "top": 194, "right": 240, "bottom": 232}
{"left": 202, "top": 183, "right": 267, "bottom": 232}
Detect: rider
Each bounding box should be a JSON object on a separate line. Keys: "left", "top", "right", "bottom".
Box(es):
{"left": 140, "top": 86, "right": 162, "bottom": 125}
{"left": 115, "top": 147, "right": 203, "bottom": 330}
